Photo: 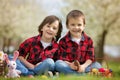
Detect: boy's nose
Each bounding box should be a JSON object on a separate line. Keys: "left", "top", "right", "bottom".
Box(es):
{"left": 75, "top": 26, "right": 80, "bottom": 29}
{"left": 49, "top": 27, "right": 53, "bottom": 31}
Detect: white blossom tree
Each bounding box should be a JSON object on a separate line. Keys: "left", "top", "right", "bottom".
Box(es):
{"left": 0, "top": 0, "right": 46, "bottom": 53}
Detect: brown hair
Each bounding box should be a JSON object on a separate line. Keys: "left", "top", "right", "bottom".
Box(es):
{"left": 38, "top": 15, "right": 63, "bottom": 41}
{"left": 66, "top": 10, "right": 85, "bottom": 26}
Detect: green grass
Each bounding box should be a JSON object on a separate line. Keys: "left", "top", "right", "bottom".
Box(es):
{"left": 0, "top": 61, "right": 119, "bottom": 80}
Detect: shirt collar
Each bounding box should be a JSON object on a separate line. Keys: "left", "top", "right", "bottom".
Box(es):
{"left": 65, "top": 31, "right": 85, "bottom": 42}
{"left": 37, "top": 33, "right": 56, "bottom": 46}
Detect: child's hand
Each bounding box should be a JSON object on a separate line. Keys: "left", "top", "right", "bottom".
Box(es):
{"left": 64, "top": 61, "right": 71, "bottom": 65}
{"left": 77, "top": 59, "right": 92, "bottom": 72}
{"left": 69, "top": 62, "right": 78, "bottom": 70}
{"left": 35, "top": 62, "right": 42, "bottom": 67}
{"left": 78, "top": 65, "right": 85, "bottom": 72}
{"left": 64, "top": 61, "right": 77, "bottom": 70}
{"left": 28, "top": 64, "right": 35, "bottom": 69}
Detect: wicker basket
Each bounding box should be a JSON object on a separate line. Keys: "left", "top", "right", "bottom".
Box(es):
{"left": 90, "top": 58, "right": 113, "bottom": 78}
{"left": 0, "top": 61, "right": 6, "bottom": 76}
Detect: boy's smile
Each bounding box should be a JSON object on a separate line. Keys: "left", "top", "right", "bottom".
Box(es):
{"left": 41, "top": 20, "right": 59, "bottom": 42}
{"left": 67, "top": 17, "right": 85, "bottom": 38}
{"left": 46, "top": 31, "right": 53, "bottom": 35}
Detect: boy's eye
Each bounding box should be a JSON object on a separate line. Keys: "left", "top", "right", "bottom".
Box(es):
{"left": 47, "top": 26, "right": 50, "bottom": 27}
{"left": 78, "top": 24, "right": 82, "bottom": 26}
{"left": 53, "top": 27, "right": 57, "bottom": 30}
{"left": 71, "top": 24, "right": 75, "bottom": 26}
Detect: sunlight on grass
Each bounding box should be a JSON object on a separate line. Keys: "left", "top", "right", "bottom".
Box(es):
{"left": 0, "top": 74, "right": 119, "bottom": 80}
{"left": 0, "top": 61, "right": 119, "bottom": 80}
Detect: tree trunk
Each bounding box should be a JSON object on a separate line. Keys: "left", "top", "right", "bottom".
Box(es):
{"left": 2, "top": 37, "right": 12, "bottom": 54}
{"left": 95, "top": 30, "right": 107, "bottom": 63}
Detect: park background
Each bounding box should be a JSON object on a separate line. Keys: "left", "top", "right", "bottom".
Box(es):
{"left": 0, "top": 0, "right": 120, "bottom": 79}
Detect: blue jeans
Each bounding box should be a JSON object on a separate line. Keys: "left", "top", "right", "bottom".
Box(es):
{"left": 32, "top": 58, "right": 55, "bottom": 75}
{"left": 16, "top": 60, "right": 35, "bottom": 76}
{"left": 8, "top": 54, "right": 55, "bottom": 75}
{"left": 55, "top": 60, "right": 102, "bottom": 75}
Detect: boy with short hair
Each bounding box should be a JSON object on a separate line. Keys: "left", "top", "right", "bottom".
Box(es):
{"left": 55, "top": 10, "right": 101, "bottom": 74}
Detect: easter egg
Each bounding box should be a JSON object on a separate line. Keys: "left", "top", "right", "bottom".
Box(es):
{"left": 109, "top": 69, "right": 112, "bottom": 72}
{"left": 41, "top": 75, "right": 48, "bottom": 79}
{"left": 104, "top": 69, "right": 110, "bottom": 76}
{"left": 105, "top": 69, "right": 109, "bottom": 73}
{"left": 99, "top": 68, "right": 105, "bottom": 72}
{"left": 92, "top": 68, "right": 98, "bottom": 73}
{"left": 91, "top": 68, "right": 99, "bottom": 75}
{"left": 107, "top": 73, "right": 112, "bottom": 78}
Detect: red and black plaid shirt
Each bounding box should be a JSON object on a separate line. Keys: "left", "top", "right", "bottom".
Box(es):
{"left": 57, "top": 32, "right": 95, "bottom": 64}
{"left": 18, "top": 34, "right": 58, "bottom": 65}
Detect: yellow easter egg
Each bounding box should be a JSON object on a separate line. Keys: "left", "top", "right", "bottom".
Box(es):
{"left": 41, "top": 75, "right": 48, "bottom": 79}
{"left": 92, "top": 68, "right": 98, "bottom": 73}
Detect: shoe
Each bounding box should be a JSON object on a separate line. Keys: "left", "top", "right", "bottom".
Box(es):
{"left": 46, "top": 71, "right": 53, "bottom": 77}
{"left": 73, "top": 60, "right": 80, "bottom": 71}
{"left": 54, "top": 72, "right": 59, "bottom": 77}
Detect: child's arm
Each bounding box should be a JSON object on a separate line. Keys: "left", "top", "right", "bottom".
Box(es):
{"left": 77, "top": 37, "right": 94, "bottom": 72}
{"left": 78, "top": 59, "right": 92, "bottom": 72}
{"left": 35, "top": 62, "right": 42, "bottom": 67}
{"left": 64, "top": 61, "right": 71, "bottom": 65}
{"left": 18, "top": 56, "right": 35, "bottom": 69}
{"left": 82, "top": 59, "right": 92, "bottom": 68}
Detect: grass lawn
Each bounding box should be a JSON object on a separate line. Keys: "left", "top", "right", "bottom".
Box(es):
{"left": 0, "top": 61, "right": 119, "bottom": 80}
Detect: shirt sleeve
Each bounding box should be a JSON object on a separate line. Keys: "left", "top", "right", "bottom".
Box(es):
{"left": 85, "top": 38, "right": 95, "bottom": 62}
{"left": 18, "top": 39, "right": 31, "bottom": 59}
{"left": 57, "top": 39, "right": 68, "bottom": 61}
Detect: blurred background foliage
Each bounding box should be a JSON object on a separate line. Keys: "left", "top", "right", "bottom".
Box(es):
{"left": 0, "top": 0, "right": 120, "bottom": 62}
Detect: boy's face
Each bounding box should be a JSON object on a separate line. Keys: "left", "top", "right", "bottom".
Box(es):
{"left": 41, "top": 20, "right": 59, "bottom": 41}
{"left": 67, "top": 17, "right": 85, "bottom": 38}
